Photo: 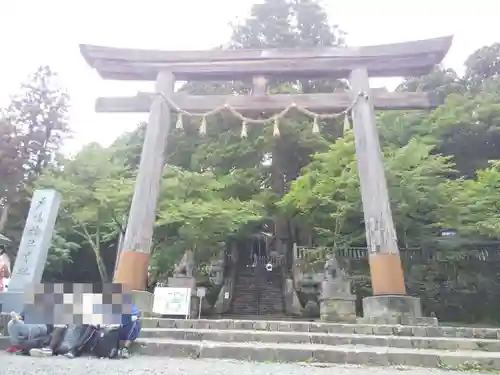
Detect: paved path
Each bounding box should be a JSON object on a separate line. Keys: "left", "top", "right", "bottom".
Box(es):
{"left": 0, "top": 354, "right": 487, "bottom": 375}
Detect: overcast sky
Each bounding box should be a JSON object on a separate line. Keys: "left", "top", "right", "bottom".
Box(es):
{"left": 0, "top": 0, "right": 498, "bottom": 154}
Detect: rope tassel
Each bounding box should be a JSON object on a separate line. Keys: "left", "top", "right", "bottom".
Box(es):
{"left": 240, "top": 121, "right": 248, "bottom": 138}
{"left": 312, "top": 116, "right": 320, "bottom": 134}
{"left": 199, "top": 116, "right": 207, "bottom": 135}
{"left": 343, "top": 113, "right": 351, "bottom": 134}
{"left": 273, "top": 118, "right": 280, "bottom": 137}
{"left": 175, "top": 113, "right": 183, "bottom": 129}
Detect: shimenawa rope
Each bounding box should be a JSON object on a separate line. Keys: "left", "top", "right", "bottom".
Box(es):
{"left": 146, "top": 91, "right": 365, "bottom": 138}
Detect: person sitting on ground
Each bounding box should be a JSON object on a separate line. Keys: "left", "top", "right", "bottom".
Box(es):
{"left": 28, "top": 325, "right": 69, "bottom": 357}
{"left": 117, "top": 301, "right": 141, "bottom": 358}
{"left": 60, "top": 324, "right": 98, "bottom": 359}
{"left": 6, "top": 311, "right": 51, "bottom": 355}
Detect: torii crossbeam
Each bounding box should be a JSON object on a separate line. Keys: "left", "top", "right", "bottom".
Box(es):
{"left": 80, "top": 35, "right": 453, "bottom": 322}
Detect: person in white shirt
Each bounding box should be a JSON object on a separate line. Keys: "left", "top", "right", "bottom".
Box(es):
{"left": 265, "top": 261, "right": 273, "bottom": 284}
{"left": 0, "top": 246, "right": 11, "bottom": 292}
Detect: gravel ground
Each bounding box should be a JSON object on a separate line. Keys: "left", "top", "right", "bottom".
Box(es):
{"left": 0, "top": 354, "right": 489, "bottom": 375}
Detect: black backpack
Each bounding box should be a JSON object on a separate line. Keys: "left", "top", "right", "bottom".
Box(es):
{"left": 91, "top": 326, "right": 121, "bottom": 358}
{"left": 55, "top": 324, "right": 97, "bottom": 356}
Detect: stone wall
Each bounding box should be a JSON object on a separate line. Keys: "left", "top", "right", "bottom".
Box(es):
{"left": 0, "top": 312, "right": 10, "bottom": 335}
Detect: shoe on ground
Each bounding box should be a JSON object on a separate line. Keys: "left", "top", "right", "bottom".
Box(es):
{"left": 6, "top": 346, "right": 23, "bottom": 354}
{"left": 63, "top": 351, "right": 75, "bottom": 359}
{"left": 30, "top": 347, "right": 53, "bottom": 357}
{"left": 119, "top": 348, "right": 131, "bottom": 359}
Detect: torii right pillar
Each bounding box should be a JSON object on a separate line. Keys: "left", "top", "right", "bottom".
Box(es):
{"left": 349, "top": 67, "right": 437, "bottom": 325}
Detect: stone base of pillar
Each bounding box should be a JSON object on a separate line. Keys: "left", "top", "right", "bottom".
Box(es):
{"left": 357, "top": 295, "right": 438, "bottom": 326}
{"left": 319, "top": 279, "right": 356, "bottom": 323}
{"left": 320, "top": 296, "right": 356, "bottom": 323}
{"left": 283, "top": 278, "right": 302, "bottom": 316}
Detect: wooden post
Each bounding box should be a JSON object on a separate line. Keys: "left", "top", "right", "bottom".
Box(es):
{"left": 113, "top": 71, "right": 174, "bottom": 290}
{"left": 252, "top": 76, "right": 268, "bottom": 95}
{"left": 348, "top": 67, "right": 406, "bottom": 296}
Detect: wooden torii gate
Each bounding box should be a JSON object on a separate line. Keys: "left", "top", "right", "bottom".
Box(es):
{"left": 80, "top": 35, "right": 453, "bottom": 321}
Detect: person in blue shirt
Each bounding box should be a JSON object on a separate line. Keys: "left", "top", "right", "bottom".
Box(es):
{"left": 117, "top": 302, "right": 141, "bottom": 358}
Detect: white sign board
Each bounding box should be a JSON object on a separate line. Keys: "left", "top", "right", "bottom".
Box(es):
{"left": 153, "top": 287, "right": 191, "bottom": 317}
{"left": 196, "top": 287, "right": 206, "bottom": 298}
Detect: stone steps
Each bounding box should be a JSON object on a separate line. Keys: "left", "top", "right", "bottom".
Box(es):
{"left": 230, "top": 267, "right": 259, "bottom": 315}
{"left": 134, "top": 318, "right": 500, "bottom": 368}
{"left": 133, "top": 338, "right": 500, "bottom": 369}
{"left": 139, "top": 327, "right": 500, "bottom": 351}
{"left": 3, "top": 318, "right": 500, "bottom": 369}
{"left": 142, "top": 318, "right": 500, "bottom": 340}
{"left": 231, "top": 265, "right": 285, "bottom": 316}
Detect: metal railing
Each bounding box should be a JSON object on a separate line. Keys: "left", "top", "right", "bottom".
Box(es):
{"left": 294, "top": 244, "right": 500, "bottom": 262}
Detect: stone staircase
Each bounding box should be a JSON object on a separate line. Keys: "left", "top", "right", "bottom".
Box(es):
{"left": 256, "top": 267, "right": 285, "bottom": 315}
{"left": 131, "top": 318, "right": 500, "bottom": 370}
{"left": 230, "top": 265, "right": 259, "bottom": 315}
{"left": 230, "top": 264, "right": 285, "bottom": 316}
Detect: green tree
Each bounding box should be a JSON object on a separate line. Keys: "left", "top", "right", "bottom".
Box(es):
{"left": 397, "top": 66, "right": 466, "bottom": 98}
{"left": 393, "top": 43, "right": 500, "bottom": 178}
{"left": 44, "top": 232, "right": 80, "bottom": 281}
{"left": 465, "top": 43, "right": 500, "bottom": 91}
{"left": 229, "top": 0, "right": 346, "bottom": 249}
{"left": 280, "top": 133, "right": 458, "bottom": 249}
{"left": 150, "top": 166, "right": 265, "bottom": 280}
{"left": 0, "top": 118, "right": 23, "bottom": 232}
{"left": 4, "top": 65, "right": 70, "bottom": 181}
{"left": 423, "top": 91, "right": 500, "bottom": 178}
{"left": 38, "top": 143, "right": 134, "bottom": 281}
{"left": 452, "top": 161, "right": 500, "bottom": 238}
{"left": 0, "top": 66, "right": 70, "bottom": 264}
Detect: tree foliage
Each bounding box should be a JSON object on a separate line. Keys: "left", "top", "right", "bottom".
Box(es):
{"left": 281, "top": 133, "right": 458, "bottom": 248}
{"left": 37, "top": 143, "right": 134, "bottom": 281}
{"left": 465, "top": 43, "right": 500, "bottom": 91}
{"left": 452, "top": 161, "right": 500, "bottom": 238}
{"left": 0, "top": 65, "right": 71, "bottom": 270}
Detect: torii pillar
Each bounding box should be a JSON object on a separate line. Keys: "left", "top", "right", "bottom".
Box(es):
{"left": 113, "top": 71, "right": 174, "bottom": 310}
{"left": 349, "top": 67, "right": 435, "bottom": 325}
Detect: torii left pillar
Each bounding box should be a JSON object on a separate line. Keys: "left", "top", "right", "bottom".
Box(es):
{"left": 114, "top": 71, "right": 174, "bottom": 311}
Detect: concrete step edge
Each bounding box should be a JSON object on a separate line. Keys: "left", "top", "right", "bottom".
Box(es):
{"left": 134, "top": 338, "right": 500, "bottom": 369}
{"left": 142, "top": 318, "right": 500, "bottom": 339}
{"left": 139, "top": 328, "right": 500, "bottom": 351}
{"left": 139, "top": 317, "right": 488, "bottom": 331}
{"left": 139, "top": 328, "right": 500, "bottom": 344}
